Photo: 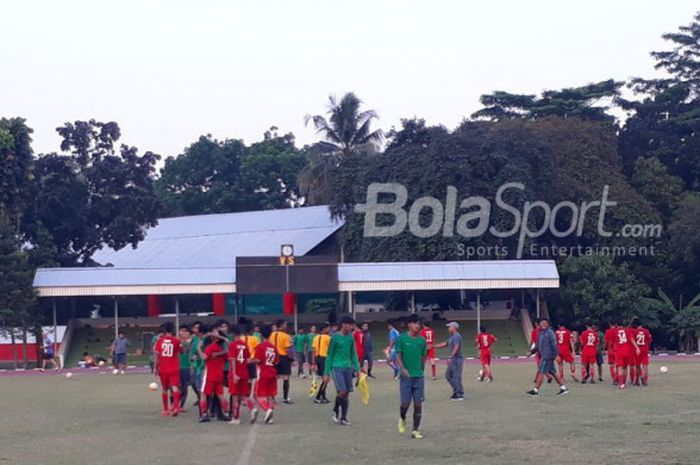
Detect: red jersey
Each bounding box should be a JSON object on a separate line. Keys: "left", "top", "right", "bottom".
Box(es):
{"left": 613, "top": 327, "right": 635, "bottom": 355}
{"left": 154, "top": 335, "right": 182, "bottom": 373}
{"left": 530, "top": 328, "right": 539, "bottom": 345}
{"left": 555, "top": 328, "right": 572, "bottom": 353}
{"left": 353, "top": 330, "right": 364, "bottom": 363}
{"left": 476, "top": 333, "right": 496, "bottom": 353}
{"left": 634, "top": 327, "right": 652, "bottom": 352}
{"left": 420, "top": 327, "right": 435, "bottom": 348}
{"left": 204, "top": 342, "right": 226, "bottom": 382}
{"left": 227, "top": 339, "right": 250, "bottom": 381}
{"left": 604, "top": 327, "right": 617, "bottom": 352}
{"left": 255, "top": 341, "right": 279, "bottom": 379}
{"left": 579, "top": 329, "right": 599, "bottom": 355}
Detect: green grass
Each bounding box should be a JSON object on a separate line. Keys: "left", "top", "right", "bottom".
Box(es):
{"left": 1, "top": 361, "right": 698, "bottom": 465}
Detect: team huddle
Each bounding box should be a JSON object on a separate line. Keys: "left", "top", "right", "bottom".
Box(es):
{"left": 526, "top": 317, "right": 653, "bottom": 396}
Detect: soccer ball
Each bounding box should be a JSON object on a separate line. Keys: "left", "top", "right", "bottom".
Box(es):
{"left": 660, "top": 366, "right": 669, "bottom": 374}
{"left": 65, "top": 372, "right": 73, "bottom": 379}
{"left": 148, "top": 382, "right": 158, "bottom": 391}
{"left": 98, "top": 360, "right": 105, "bottom": 368}
{"left": 112, "top": 368, "right": 119, "bottom": 375}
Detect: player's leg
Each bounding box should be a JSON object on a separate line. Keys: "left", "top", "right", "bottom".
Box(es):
{"left": 178, "top": 368, "right": 189, "bottom": 410}
{"left": 398, "top": 376, "right": 410, "bottom": 434}
{"left": 411, "top": 378, "right": 424, "bottom": 438}
{"left": 216, "top": 388, "right": 229, "bottom": 421}
{"left": 159, "top": 375, "right": 171, "bottom": 416}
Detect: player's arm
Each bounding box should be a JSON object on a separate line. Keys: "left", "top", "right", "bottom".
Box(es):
{"left": 351, "top": 338, "right": 362, "bottom": 373}
{"left": 322, "top": 338, "right": 335, "bottom": 382}
{"left": 630, "top": 336, "right": 640, "bottom": 355}
{"left": 395, "top": 347, "right": 409, "bottom": 378}
{"left": 434, "top": 340, "right": 448, "bottom": 349}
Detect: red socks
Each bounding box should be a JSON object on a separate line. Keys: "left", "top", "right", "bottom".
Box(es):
{"left": 431, "top": 364, "right": 436, "bottom": 378}
{"left": 161, "top": 393, "right": 169, "bottom": 412}
{"left": 245, "top": 398, "right": 255, "bottom": 411}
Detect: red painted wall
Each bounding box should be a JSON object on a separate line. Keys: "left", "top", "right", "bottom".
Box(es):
{"left": 0, "top": 343, "right": 61, "bottom": 362}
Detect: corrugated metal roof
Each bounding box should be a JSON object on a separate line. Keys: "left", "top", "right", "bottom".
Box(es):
{"left": 92, "top": 205, "right": 342, "bottom": 268}
{"left": 337, "top": 260, "right": 559, "bottom": 291}
{"left": 34, "top": 206, "right": 341, "bottom": 295}
{"left": 34, "top": 267, "right": 235, "bottom": 287}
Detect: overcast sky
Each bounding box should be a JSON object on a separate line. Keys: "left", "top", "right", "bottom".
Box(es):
{"left": 2, "top": 1, "right": 698, "bottom": 160}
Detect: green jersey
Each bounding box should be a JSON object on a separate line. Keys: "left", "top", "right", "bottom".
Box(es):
{"left": 253, "top": 331, "right": 263, "bottom": 343}
{"left": 324, "top": 332, "right": 360, "bottom": 375}
{"left": 293, "top": 334, "right": 307, "bottom": 353}
{"left": 305, "top": 333, "right": 317, "bottom": 353}
{"left": 597, "top": 331, "right": 605, "bottom": 352}
{"left": 179, "top": 339, "right": 191, "bottom": 369}
{"left": 191, "top": 335, "right": 204, "bottom": 373}
{"left": 396, "top": 332, "right": 427, "bottom": 377}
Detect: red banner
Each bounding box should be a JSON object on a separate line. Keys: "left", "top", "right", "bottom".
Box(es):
{"left": 283, "top": 292, "right": 296, "bottom": 316}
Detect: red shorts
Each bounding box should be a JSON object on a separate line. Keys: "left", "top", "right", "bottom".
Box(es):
{"left": 558, "top": 350, "right": 574, "bottom": 364}
{"left": 479, "top": 351, "right": 492, "bottom": 366}
{"left": 255, "top": 376, "right": 277, "bottom": 398}
{"left": 615, "top": 351, "right": 634, "bottom": 368}
{"left": 159, "top": 371, "right": 180, "bottom": 390}
{"left": 427, "top": 349, "right": 436, "bottom": 360}
{"left": 581, "top": 352, "right": 597, "bottom": 365}
{"left": 230, "top": 377, "right": 251, "bottom": 396}
{"left": 636, "top": 351, "right": 649, "bottom": 365}
{"left": 202, "top": 379, "right": 224, "bottom": 397}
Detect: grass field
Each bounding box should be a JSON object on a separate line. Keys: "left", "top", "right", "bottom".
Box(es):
{"left": 1, "top": 360, "right": 698, "bottom": 465}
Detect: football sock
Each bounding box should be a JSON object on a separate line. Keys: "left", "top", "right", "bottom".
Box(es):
{"left": 245, "top": 398, "right": 255, "bottom": 411}
{"left": 172, "top": 391, "right": 181, "bottom": 410}
{"left": 333, "top": 397, "right": 341, "bottom": 415}
{"left": 431, "top": 364, "right": 436, "bottom": 378}
{"left": 220, "top": 398, "right": 229, "bottom": 415}
{"left": 340, "top": 397, "right": 349, "bottom": 420}
{"left": 283, "top": 380, "right": 290, "bottom": 399}
{"left": 257, "top": 397, "right": 269, "bottom": 411}
{"left": 233, "top": 400, "right": 241, "bottom": 419}
{"left": 413, "top": 405, "right": 422, "bottom": 431}
{"left": 199, "top": 398, "right": 208, "bottom": 416}
{"left": 400, "top": 404, "right": 408, "bottom": 420}
{"left": 180, "top": 387, "right": 187, "bottom": 407}
{"left": 161, "top": 393, "right": 169, "bottom": 412}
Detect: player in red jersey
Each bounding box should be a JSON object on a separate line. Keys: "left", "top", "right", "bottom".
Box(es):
{"left": 227, "top": 325, "right": 258, "bottom": 425}
{"left": 153, "top": 322, "right": 183, "bottom": 417}
{"left": 631, "top": 318, "right": 652, "bottom": 386}
{"left": 420, "top": 322, "right": 438, "bottom": 380}
{"left": 198, "top": 331, "right": 230, "bottom": 422}
{"left": 252, "top": 325, "right": 279, "bottom": 425}
{"left": 555, "top": 324, "right": 578, "bottom": 383}
{"left": 613, "top": 320, "right": 641, "bottom": 389}
{"left": 603, "top": 322, "right": 618, "bottom": 384}
{"left": 579, "top": 322, "right": 599, "bottom": 384}
{"left": 353, "top": 322, "right": 365, "bottom": 378}
{"left": 475, "top": 326, "right": 497, "bottom": 382}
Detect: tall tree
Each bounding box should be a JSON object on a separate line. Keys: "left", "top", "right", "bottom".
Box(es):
{"left": 472, "top": 80, "right": 623, "bottom": 123}
{"left": 0, "top": 117, "right": 34, "bottom": 229}
{"left": 620, "top": 11, "right": 700, "bottom": 190}
{"left": 24, "top": 120, "right": 161, "bottom": 264}
{"left": 301, "top": 92, "right": 383, "bottom": 204}
{"left": 156, "top": 128, "right": 305, "bottom": 216}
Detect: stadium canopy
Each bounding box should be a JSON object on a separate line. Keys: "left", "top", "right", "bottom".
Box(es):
{"left": 32, "top": 206, "right": 559, "bottom": 297}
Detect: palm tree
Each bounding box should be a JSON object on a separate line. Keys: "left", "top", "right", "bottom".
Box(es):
{"left": 304, "top": 92, "right": 384, "bottom": 157}
{"left": 300, "top": 93, "right": 383, "bottom": 204}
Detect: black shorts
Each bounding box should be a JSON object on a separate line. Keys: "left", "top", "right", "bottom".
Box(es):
{"left": 277, "top": 355, "right": 292, "bottom": 376}
{"left": 316, "top": 357, "right": 326, "bottom": 376}
{"left": 247, "top": 363, "right": 257, "bottom": 379}
{"left": 42, "top": 352, "right": 54, "bottom": 360}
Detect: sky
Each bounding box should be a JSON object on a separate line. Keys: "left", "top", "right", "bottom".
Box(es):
{"left": 1, "top": 0, "right": 698, "bottom": 161}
